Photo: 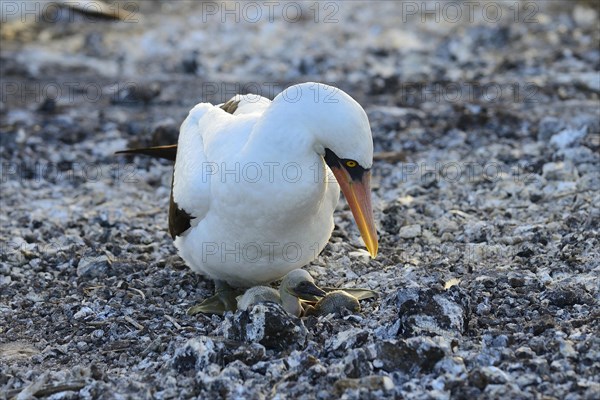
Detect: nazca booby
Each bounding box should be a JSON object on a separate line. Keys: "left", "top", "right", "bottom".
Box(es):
{"left": 118, "top": 82, "right": 378, "bottom": 311}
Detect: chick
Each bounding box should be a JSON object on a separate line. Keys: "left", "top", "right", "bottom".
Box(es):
{"left": 236, "top": 286, "right": 281, "bottom": 311}
{"left": 304, "top": 290, "right": 361, "bottom": 317}
{"left": 237, "top": 269, "right": 326, "bottom": 317}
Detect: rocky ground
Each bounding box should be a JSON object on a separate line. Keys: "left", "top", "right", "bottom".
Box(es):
{"left": 1, "top": 1, "right": 599, "bottom": 399}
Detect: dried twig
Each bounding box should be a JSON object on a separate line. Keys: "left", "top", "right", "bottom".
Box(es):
{"left": 86, "top": 320, "right": 109, "bottom": 326}
{"left": 34, "top": 382, "right": 87, "bottom": 397}
{"left": 128, "top": 287, "right": 146, "bottom": 300}
{"left": 164, "top": 315, "right": 182, "bottom": 330}
{"left": 124, "top": 316, "right": 144, "bottom": 330}
{"left": 83, "top": 285, "right": 105, "bottom": 295}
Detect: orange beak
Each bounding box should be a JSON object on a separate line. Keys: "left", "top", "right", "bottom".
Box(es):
{"left": 330, "top": 166, "right": 378, "bottom": 258}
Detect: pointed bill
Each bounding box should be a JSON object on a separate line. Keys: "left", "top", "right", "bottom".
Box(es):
{"left": 330, "top": 167, "right": 378, "bottom": 258}
{"left": 290, "top": 281, "right": 327, "bottom": 301}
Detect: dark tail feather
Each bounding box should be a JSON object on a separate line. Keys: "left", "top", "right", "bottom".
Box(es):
{"left": 115, "top": 144, "right": 178, "bottom": 162}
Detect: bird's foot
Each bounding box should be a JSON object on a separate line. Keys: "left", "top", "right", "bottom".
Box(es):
{"left": 187, "top": 281, "right": 243, "bottom": 316}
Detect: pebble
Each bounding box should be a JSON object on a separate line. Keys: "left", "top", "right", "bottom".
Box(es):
{"left": 222, "top": 302, "right": 308, "bottom": 351}
{"left": 550, "top": 128, "right": 587, "bottom": 149}
{"left": 73, "top": 306, "right": 94, "bottom": 320}
{"left": 538, "top": 116, "right": 565, "bottom": 142}
{"left": 573, "top": 5, "right": 598, "bottom": 28}
{"left": 334, "top": 375, "right": 395, "bottom": 395}
{"left": 399, "top": 224, "right": 422, "bottom": 239}
{"left": 542, "top": 161, "right": 578, "bottom": 181}
{"left": 395, "top": 286, "right": 469, "bottom": 337}
{"left": 469, "top": 366, "right": 510, "bottom": 389}
{"left": 171, "top": 337, "right": 220, "bottom": 373}
{"left": 374, "top": 337, "right": 446, "bottom": 374}
{"left": 76, "top": 255, "right": 111, "bottom": 279}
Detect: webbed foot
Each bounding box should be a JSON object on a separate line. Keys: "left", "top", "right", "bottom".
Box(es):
{"left": 187, "top": 280, "right": 243, "bottom": 315}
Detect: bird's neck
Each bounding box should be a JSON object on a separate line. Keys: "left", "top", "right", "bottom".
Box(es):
{"left": 243, "top": 105, "right": 318, "bottom": 164}
{"left": 280, "top": 290, "right": 302, "bottom": 317}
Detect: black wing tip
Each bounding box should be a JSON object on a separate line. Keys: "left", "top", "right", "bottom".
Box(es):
{"left": 169, "top": 188, "right": 194, "bottom": 239}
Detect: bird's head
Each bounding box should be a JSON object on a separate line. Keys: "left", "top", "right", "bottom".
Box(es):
{"left": 281, "top": 269, "right": 326, "bottom": 301}
{"left": 274, "top": 82, "right": 378, "bottom": 257}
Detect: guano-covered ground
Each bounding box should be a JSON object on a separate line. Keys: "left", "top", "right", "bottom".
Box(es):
{"left": 1, "top": 1, "right": 599, "bottom": 399}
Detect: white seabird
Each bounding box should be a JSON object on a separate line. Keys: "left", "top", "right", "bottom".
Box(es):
{"left": 118, "top": 82, "right": 378, "bottom": 311}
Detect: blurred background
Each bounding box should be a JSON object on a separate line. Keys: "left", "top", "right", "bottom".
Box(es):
{"left": 1, "top": 0, "right": 598, "bottom": 154}
{"left": 1, "top": 2, "right": 599, "bottom": 398}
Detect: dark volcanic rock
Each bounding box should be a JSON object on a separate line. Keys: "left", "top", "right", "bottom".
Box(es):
{"left": 343, "top": 348, "right": 374, "bottom": 378}
{"left": 545, "top": 284, "right": 594, "bottom": 307}
{"left": 468, "top": 366, "right": 510, "bottom": 389}
{"left": 171, "top": 337, "right": 222, "bottom": 374}
{"left": 76, "top": 255, "right": 112, "bottom": 279}
{"left": 333, "top": 375, "right": 395, "bottom": 398}
{"left": 374, "top": 337, "right": 447, "bottom": 374}
{"left": 395, "top": 286, "right": 471, "bottom": 338}
{"left": 222, "top": 302, "right": 308, "bottom": 351}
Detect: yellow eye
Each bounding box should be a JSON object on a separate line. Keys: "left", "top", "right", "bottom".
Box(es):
{"left": 345, "top": 160, "right": 357, "bottom": 168}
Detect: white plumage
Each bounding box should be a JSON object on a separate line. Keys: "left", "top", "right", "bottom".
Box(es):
{"left": 125, "top": 82, "right": 378, "bottom": 289}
